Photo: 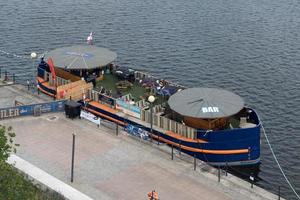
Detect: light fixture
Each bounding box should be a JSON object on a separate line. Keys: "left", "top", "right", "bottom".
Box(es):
{"left": 148, "top": 95, "right": 155, "bottom": 103}
{"left": 30, "top": 52, "right": 37, "bottom": 59}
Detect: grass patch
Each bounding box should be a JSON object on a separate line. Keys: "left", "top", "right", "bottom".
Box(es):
{"left": 0, "top": 161, "right": 65, "bottom": 200}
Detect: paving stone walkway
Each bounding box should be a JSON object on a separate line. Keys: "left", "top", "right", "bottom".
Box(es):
{"left": 1, "top": 113, "right": 279, "bottom": 200}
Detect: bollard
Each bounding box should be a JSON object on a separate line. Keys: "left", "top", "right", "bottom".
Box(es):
{"left": 116, "top": 123, "right": 119, "bottom": 135}
{"left": 225, "top": 162, "right": 228, "bottom": 176}
{"left": 194, "top": 154, "right": 196, "bottom": 171}
{"left": 250, "top": 174, "right": 254, "bottom": 188}
{"left": 278, "top": 186, "right": 281, "bottom": 200}
{"left": 171, "top": 145, "right": 174, "bottom": 160}
{"left": 12, "top": 74, "right": 15, "bottom": 83}
{"left": 218, "top": 166, "right": 221, "bottom": 182}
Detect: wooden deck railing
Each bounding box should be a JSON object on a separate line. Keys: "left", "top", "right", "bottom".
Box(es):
{"left": 141, "top": 109, "right": 196, "bottom": 139}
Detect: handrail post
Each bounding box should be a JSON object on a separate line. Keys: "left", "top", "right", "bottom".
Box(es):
{"left": 194, "top": 154, "right": 196, "bottom": 171}
{"left": 218, "top": 165, "right": 221, "bottom": 182}
{"left": 150, "top": 102, "right": 153, "bottom": 143}
{"left": 116, "top": 123, "right": 119, "bottom": 135}
{"left": 71, "top": 133, "right": 76, "bottom": 182}
{"left": 157, "top": 130, "right": 160, "bottom": 145}
{"left": 4, "top": 71, "right": 8, "bottom": 81}
{"left": 179, "top": 141, "right": 181, "bottom": 156}
{"left": 171, "top": 144, "right": 174, "bottom": 160}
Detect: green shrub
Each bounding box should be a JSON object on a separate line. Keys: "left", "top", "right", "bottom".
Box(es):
{"left": 0, "top": 161, "right": 65, "bottom": 200}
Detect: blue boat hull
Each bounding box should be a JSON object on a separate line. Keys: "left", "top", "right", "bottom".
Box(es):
{"left": 85, "top": 102, "right": 261, "bottom": 166}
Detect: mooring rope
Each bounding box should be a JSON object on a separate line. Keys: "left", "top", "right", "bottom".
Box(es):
{"left": 261, "top": 123, "right": 300, "bottom": 199}
{"left": 0, "top": 49, "right": 30, "bottom": 59}
{"left": 0, "top": 49, "right": 45, "bottom": 59}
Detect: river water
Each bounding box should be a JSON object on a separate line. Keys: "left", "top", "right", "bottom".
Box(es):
{"left": 0, "top": 0, "right": 299, "bottom": 199}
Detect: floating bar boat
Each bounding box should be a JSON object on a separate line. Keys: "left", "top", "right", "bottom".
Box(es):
{"left": 36, "top": 45, "right": 261, "bottom": 166}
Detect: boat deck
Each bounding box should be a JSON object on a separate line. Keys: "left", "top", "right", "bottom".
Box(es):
{"left": 95, "top": 73, "right": 258, "bottom": 131}
{"left": 95, "top": 73, "right": 167, "bottom": 105}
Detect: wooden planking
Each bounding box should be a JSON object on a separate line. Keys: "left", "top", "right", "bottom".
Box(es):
{"left": 141, "top": 109, "right": 196, "bottom": 139}
{"left": 56, "top": 80, "right": 93, "bottom": 100}
{"left": 88, "top": 101, "right": 117, "bottom": 114}
{"left": 54, "top": 68, "right": 81, "bottom": 82}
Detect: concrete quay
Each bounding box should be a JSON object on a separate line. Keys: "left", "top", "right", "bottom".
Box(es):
{"left": 0, "top": 112, "right": 282, "bottom": 200}
{"left": 0, "top": 83, "right": 51, "bottom": 108}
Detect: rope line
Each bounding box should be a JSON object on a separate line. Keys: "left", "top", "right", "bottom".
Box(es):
{"left": 0, "top": 49, "right": 46, "bottom": 59}
{"left": 0, "top": 49, "right": 30, "bottom": 59}
{"left": 261, "top": 123, "right": 300, "bottom": 199}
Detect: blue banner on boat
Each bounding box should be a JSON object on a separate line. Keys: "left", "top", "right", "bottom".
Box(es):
{"left": 125, "top": 124, "right": 149, "bottom": 140}
{"left": 116, "top": 99, "right": 141, "bottom": 118}
{"left": 0, "top": 100, "right": 66, "bottom": 120}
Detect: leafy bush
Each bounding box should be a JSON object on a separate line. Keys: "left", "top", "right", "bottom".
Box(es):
{"left": 0, "top": 125, "right": 18, "bottom": 161}
{"left": 0, "top": 161, "right": 65, "bottom": 200}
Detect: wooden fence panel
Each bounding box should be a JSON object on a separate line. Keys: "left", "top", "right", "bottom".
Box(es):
{"left": 124, "top": 108, "right": 197, "bottom": 139}
{"left": 56, "top": 80, "right": 93, "bottom": 101}
{"left": 54, "top": 68, "right": 81, "bottom": 82}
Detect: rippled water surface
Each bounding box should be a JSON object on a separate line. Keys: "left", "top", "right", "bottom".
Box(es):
{"left": 0, "top": 0, "right": 299, "bottom": 199}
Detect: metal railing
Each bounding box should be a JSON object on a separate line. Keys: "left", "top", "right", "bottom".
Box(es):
{"left": 103, "top": 117, "right": 284, "bottom": 200}
{"left": 134, "top": 70, "right": 186, "bottom": 89}
{"left": 0, "top": 68, "right": 16, "bottom": 84}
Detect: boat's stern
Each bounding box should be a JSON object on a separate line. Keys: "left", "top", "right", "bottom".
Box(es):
{"left": 195, "top": 108, "right": 261, "bottom": 166}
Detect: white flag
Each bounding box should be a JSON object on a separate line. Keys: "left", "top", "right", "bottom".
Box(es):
{"left": 87, "top": 32, "right": 93, "bottom": 45}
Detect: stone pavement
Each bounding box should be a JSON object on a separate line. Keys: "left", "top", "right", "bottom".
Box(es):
{"left": 1, "top": 113, "right": 279, "bottom": 200}
{"left": 0, "top": 84, "right": 50, "bottom": 108}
